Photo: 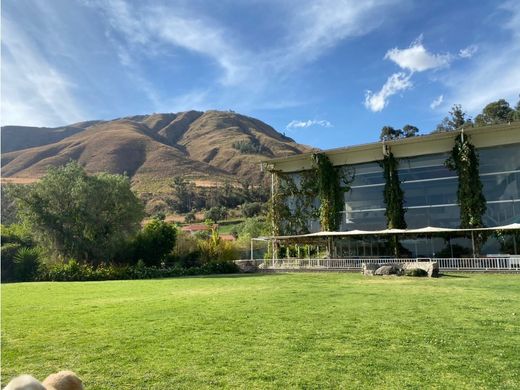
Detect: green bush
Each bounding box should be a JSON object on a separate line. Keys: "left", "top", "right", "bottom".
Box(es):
{"left": 184, "top": 211, "right": 196, "bottom": 223}
{"left": 198, "top": 229, "right": 238, "bottom": 263}
{"left": 232, "top": 139, "right": 268, "bottom": 154}
{"left": 404, "top": 268, "right": 428, "bottom": 277}
{"left": 241, "top": 202, "right": 263, "bottom": 218}
{"left": 131, "top": 219, "right": 177, "bottom": 266}
{"left": 13, "top": 247, "right": 42, "bottom": 282}
{"left": 1, "top": 243, "right": 21, "bottom": 282}
{"left": 204, "top": 207, "right": 228, "bottom": 223}
{"left": 1, "top": 223, "right": 33, "bottom": 246}
{"left": 38, "top": 260, "right": 238, "bottom": 282}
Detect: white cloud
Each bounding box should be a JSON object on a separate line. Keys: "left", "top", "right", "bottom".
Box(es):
{"left": 1, "top": 16, "right": 86, "bottom": 126}
{"left": 280, "top": 0, "right": 400, "bottom": 67}
{"left": 459, "top": 45, "right": 478, "bottom": 58}
{"left": 385, "top": 37, "right": 451, "bottom": 72}
{"left": 364, "top": 72, "right": 413, "bottom": 112}
{"left": 286, "top": 119, "right": 333, "bottom": 130}
{"left": 445, "top": 2, "right": 520, "bottom": 112}
{"left": 88, "top": 0, "right": 401, "bottom": 87}
{"left": 430, "top": 95, "right": 444, "bottom": 109}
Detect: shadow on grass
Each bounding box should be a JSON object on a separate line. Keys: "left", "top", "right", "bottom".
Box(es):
{"left": 440, "top": 273, "right": 470, "bottom": 278}
{"left": 188, "top": 272, "right": 285, "bottom": 279}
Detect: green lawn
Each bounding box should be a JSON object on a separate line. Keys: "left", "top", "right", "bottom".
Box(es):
{"left": 2, "top": 273, "right": 519, "bottom": 389}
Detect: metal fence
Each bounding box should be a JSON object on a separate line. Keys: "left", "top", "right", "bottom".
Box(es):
{"left": 258, "top": 257, "right": 520, "bottom": 272}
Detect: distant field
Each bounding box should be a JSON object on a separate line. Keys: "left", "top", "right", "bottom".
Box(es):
{"left": 2, "top": 274, "right": 519, "bottom": 389}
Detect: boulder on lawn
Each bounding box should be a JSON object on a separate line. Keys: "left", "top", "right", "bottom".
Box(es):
{"left": 362, "top": 263, "right": 380, "bottom": 276}
{"left": 234, "top": 260, "right": 258, "bottom": 273}
{"left": 374, "top": 265, "right": 401, "bottom": 276}
{"left": 427, "top": 262, "right": 439, "bottom": 277}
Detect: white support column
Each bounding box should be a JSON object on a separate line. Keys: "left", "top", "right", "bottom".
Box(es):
{"left": 471, "top": 231, "right": 476, "bottom": 258}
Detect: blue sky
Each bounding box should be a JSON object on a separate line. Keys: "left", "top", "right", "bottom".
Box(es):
{"left": 2, "top": 0, "right": 519, "bottom": 149}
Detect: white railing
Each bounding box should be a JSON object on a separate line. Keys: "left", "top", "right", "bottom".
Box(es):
{"left": 259, "top": 257, "right": 520, "bottom": 272}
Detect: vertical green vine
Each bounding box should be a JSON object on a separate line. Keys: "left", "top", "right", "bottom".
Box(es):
{"left": 267, "top": 153, "right": 353, "bottom": 236}
{"left": 311, "top": 153, "right": 352, "bottom": 232}
{"left": 381, "top": 152, "right": 407, "bottom": 229}
{"left": 380, "top": 151, "right": 406, "bottom": 257}
{"left": 445, "top": 133, "right": 486, "bottom": 229}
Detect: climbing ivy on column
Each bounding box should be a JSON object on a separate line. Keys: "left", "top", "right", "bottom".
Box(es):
{"left": 381, "top": 151, "right": 406, "bottom": 257}
{"left": 381, "top": 152, "right": 407, "bottom": 229}
{"left": 445, "top": 133, "right": 486, "bottom": 228}
{"left": 311, "top": 153, "right": 352, "bottom": 231}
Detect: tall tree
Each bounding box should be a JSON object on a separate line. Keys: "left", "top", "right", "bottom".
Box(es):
{"left": 402, "top": 124, "right": 419, "bottom": 138}
{"left": 170, "top": 176, "right": 196, "bottom": 212}
{"left": 15, "top": 162, "right": 144, "bottom": 263}
{"left": 379, "top": 126, "right": 402, "bottom": 141}
{"left": 434, "top": 104, "right": 471, "bottom": 132}
{"left": 448, "top": 104, "right": 469, "bottom": 129}
{"left": 380, "top": 125, "right": 419, "bottom": 141}
{"left": 475, "top": 99, "right": 514, "bottom": 126}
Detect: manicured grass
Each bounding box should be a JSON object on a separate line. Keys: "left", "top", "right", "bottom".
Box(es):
{"left": 2, "top": 273, "right": 520, "bottom": 389}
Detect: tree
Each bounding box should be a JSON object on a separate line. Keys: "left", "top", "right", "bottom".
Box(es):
{"left": 448, "top": 104, "right": 470, "bottom": 129}
{"left": 434, "top": 104, "right": 471, "bottom": 132}
{"left": 380, "top": 126, "right": 402, "bottom": 141}
{"left": 170, "top": 176, "right": 196, "bottom": 213}
{"left": 380, "top": 125, "right": 419, "bottom": 141}
{"left": 237, "top": 217, "right": 268, "bottom": 240}
{"left": 15, "top": 162, "right": 144, "bottom": 263}
{"left": 241, "top": 202, "right": 263, "bottom": 218}
{"left": 475, "top": 99, "right": 514, "bottom": 126}
{"left": 402, "top": 124, "right": 419, "bottom": 138}
{"left": 131, "top": 219, "right": 177, "bottom": 266}
{"left": 512, "top": 95, "right": 520, "bottom": 121}
{"left": 204, "top": 206, "right": 228, "bottom": 223}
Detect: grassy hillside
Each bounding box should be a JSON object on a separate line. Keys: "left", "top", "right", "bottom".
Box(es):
{"left": 2, "top": 273, "right": 519, "bottom": 389}
{"left": 1, "top": 111, "right": 313, "bottom": 193}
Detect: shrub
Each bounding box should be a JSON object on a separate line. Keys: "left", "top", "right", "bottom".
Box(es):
{"left": 232, "top": 139, "right": 268, "bottom": 154}
{"left": 1, "top": 223, "right": 33, "bottom": 246}
{"left": 184, "top": 211, "right": 196, "bottom": 223}
{"left": 172, "top": 232, "right": 201, "bottom": 268}
{"left": 38, "top": 260, "right": 238, "bottom": 282}
{"left": 1, "top": 243, "right": 21, "bottom": 282}
{"left": 204, "top": 207, "right": 228, "bottom": 223}
{"left": 13, "top": 247, "right": 42, "bottom": 282}
{"left": 404, "top": 268, "right": 428, "bottom": 277}
{"left": 131, "top": 219, "right": 177, "bottom": 266}
{"left": 198, "top": 229, "right": 238, "bottom": 263}
{"left": 241, "top": 202, "right": 263, "bottom": 218}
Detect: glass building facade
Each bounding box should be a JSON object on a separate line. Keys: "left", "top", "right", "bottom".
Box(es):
{"left": 340, "top": 142, "right": 520, "bottom": 232}
{"left": 277, "top": 136, "right": 520, "bottom": 257}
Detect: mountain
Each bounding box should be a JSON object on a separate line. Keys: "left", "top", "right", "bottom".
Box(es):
{"left": 1, "top": 110, "right": 313, "bottom": 192}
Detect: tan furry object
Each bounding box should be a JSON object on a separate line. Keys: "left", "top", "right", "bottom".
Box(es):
{"left": 3, "top": 375, "right": 46, "bottom": 390}
{"left": 41, "top": 372, "right": 83, "bottom": 390}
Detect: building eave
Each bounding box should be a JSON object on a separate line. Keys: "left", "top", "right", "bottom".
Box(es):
{"left": 263, "top": 123, "right": 520, "bottom": 173}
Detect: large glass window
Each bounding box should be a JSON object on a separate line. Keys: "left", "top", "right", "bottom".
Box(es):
{"left": 284, "top": 143, "right": 520, "bottom": 232}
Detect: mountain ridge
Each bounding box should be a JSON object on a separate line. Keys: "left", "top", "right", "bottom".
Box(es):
{"left": 1, "top": 110, "right": 314, "bottom": 192}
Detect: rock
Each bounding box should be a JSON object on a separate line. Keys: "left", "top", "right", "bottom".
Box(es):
{"left": 234, "top": 260, "right": 258, "bottom": 273}
{"left": 401, "top": 261, "right": 439, "bottom": 278}
{"left": 374, "top": 265, "right": 401, "bottom": 275}
{"left": 427, "top": 262, "right": 439, "bottom": 278}
{"left": 362, "top": 263, "right": 380, "bottom": 276}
